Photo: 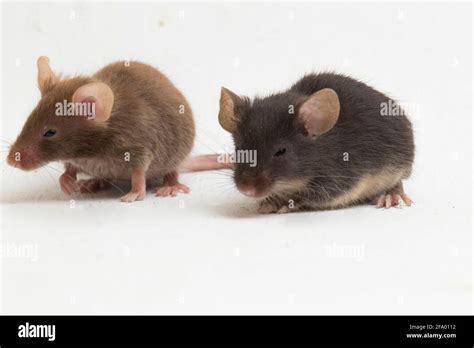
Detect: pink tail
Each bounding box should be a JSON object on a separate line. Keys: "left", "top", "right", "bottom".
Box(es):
{"left": 180, "top": 154, "right": 234, "bottom": 173}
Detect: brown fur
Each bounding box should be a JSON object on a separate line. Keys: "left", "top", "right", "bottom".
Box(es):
{"left": 9, "top": 60, "right": 195, "bottom": 183}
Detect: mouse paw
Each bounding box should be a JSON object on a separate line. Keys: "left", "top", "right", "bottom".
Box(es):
{"left": 155, "top": 171, "right": 190, "bottom": 197}
{"left": 258, "top": 202, "right": 290, "bottom": 214}
{"left": 77, "top": 178, "right": 110, "bottom": 194}
{"left": 120, "top": 189, "right": 146, "bottom": 203}
{"left": 374, "top": 193, "right": 413, "bottom": 208}
{"left": 373, "top": 181, "right": 413, "bottom": 209}
{"left": 59, "top": 173, "right": 78, "bottom": 195}
{"left": 155, "top": 183, "right": 190, "bottom": 197}
{"left": 276, "top": 206, "right": 290, "bottom": 214}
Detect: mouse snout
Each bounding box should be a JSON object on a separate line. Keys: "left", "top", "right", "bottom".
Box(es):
{"left": 239, "top": 187, "right": 257, "bottom": 197}
{"left": 236, "top": 171, "right": 273, "bottom": 198}
{"left": 7, "top": 146, "right": 41, "bottom": 171}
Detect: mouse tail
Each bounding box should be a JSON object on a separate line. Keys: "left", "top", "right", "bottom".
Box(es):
{"left": 179, "top": 154, "right": 234, "bottom": 172}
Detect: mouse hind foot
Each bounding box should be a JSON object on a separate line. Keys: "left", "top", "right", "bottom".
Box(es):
{"left": 373, "top": 181, "right": 413, "bottom": 209}
{"left": 155, "top": 171, "right": 190, "bottom": 197}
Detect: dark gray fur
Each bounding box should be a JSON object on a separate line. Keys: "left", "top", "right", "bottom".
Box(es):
{"left": 231, "top": 73, "right": 415, "bottom": 211}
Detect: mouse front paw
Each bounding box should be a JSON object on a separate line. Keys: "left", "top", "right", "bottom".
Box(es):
{"left": 59, "top": 173, "right": 78, "bottom": 195}
{"left": 120, "top": 189, "right": 146, "bottom": 203}
{"left": 258, "top": 200, "right": 291, "bottom": 214}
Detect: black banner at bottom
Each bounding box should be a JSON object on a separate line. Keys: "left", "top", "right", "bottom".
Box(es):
{"left": 0, "top": 315, "right": 472, "bottom": 346}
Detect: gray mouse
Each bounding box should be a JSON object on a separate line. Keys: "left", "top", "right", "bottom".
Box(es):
{"left": 7, "top": 57, "right": 226, "bottom": 202}
{"left": 217, "top": 73, "right": 415, "bottom": 213}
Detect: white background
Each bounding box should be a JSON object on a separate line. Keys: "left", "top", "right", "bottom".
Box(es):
{"left": 0, "top": 1, "right": 472, "bottom": 314}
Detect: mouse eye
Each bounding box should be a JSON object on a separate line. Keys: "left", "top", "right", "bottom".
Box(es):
{"left": 43, "top": 129, "right": 57, "bottom": 138}
{"left": 273, "top": 148, "right": 286, "bottom": 157}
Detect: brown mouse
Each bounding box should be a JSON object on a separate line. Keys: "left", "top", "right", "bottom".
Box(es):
{"left": 218, "top": 73, "right": 415, "bottom": 213}
{"left": 7, "top": 57, "right": 226, "bottom": 202}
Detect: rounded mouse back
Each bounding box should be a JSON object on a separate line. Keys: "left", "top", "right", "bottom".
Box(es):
{"left": 217, "top": 73, "right": 415, "bottom": 212}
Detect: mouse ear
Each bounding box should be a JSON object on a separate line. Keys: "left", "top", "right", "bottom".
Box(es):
{"left": 37, "top": 56, "right": 58, "bottom": 95}
{"left": 298, "top": 88, "right": 340, "bottom": 137}
{"left": 72, "top": 82, "right": 114, "bottom": 123}
{"left": 218, "top": 87, "right": 243, "bottom": 133}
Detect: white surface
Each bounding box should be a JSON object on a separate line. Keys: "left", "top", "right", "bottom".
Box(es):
{"left": 0, "top": 1, "right": 472, "bottom": 314}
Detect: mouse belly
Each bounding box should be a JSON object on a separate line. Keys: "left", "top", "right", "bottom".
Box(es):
{"left": 66, "top": 157, "right": 178, "bottom": 182}
{"left": 259, "top": 166, "right": 412, "bottom": 213}
{"left": 67, "top": 158, "right": 134, "bottom": 180}
{"left": 324, "top": 168, "right": 407, "bottom": 209}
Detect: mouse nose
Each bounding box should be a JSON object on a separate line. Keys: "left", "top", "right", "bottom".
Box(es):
{"left": 6, "top": 153, "right": 15, "bottom": 167}
{"left": 7, "top": 147, "right": 40, "bottom": 170}
{"left": 239, "top": 187, "right": 257, "bottom": 197}
{"left": 236, "top": 170, "right": 272, "bottom": 198}
{"left": 6, "top": 149, "right": 20, "bottom": 167}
